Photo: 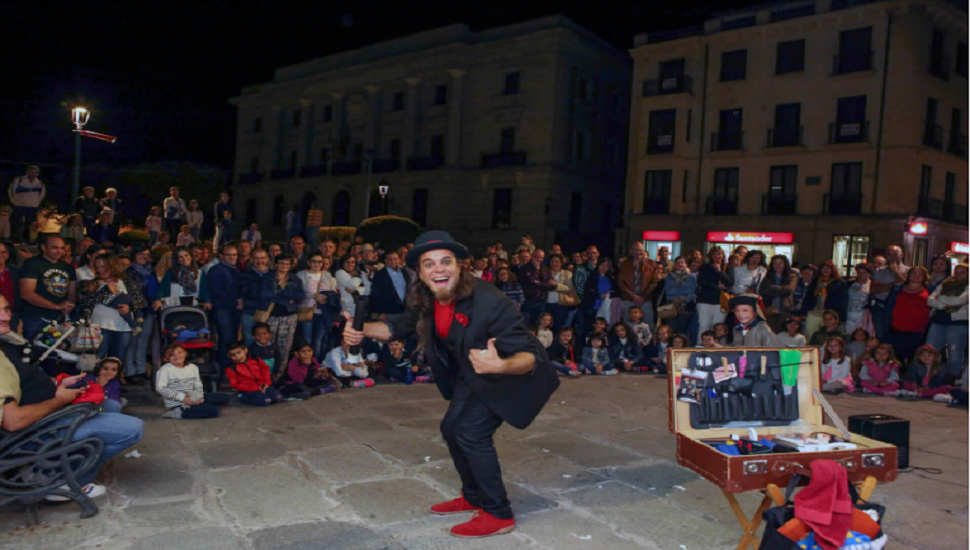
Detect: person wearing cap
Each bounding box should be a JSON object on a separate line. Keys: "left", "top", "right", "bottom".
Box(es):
{"left": 342, "top": 230, "right": 559, "bottom": 538}
{"left": 730, "top": 294, "right": 775, "bottom": 347}
{"left": 8, "top": 165, "right": 46, "bottom": 241}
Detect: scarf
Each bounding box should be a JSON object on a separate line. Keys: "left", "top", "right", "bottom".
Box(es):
{"left": 132, "top": 262, "right": 154, "bottom": 280}
{"left": 940, "top": 278, "right": 968, "bottom": 313}
{"left": 668, "top": 268, "right": 691, "bottom": 285}
{"left": 175, "top": 265, "right": 198, "bottom": 294}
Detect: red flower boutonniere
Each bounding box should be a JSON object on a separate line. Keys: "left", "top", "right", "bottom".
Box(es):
{"left": 455, "top": 313, "right": 469, "bottom": 327}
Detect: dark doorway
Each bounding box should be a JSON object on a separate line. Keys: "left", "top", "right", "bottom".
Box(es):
{"left": 332, "top": 191, "right": 351, "bottom": 226}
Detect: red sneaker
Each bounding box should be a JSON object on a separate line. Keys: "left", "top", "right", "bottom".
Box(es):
{"left": 450, "top": 511, "right": 516, "bottom": 538}
{"left": 430, "top": 495, "right": 482, "bottom": 515}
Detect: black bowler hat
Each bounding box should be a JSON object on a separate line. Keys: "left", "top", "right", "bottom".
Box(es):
{"left": 406, "top": 230, "right": 469, "bottom": 268}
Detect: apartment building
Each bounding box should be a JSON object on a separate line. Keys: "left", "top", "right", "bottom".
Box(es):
{"left": 228, "top": 16, "right": 630, "bottom": 251}
{"left": 624, "top": 0, "right": 968, "bottom": 272}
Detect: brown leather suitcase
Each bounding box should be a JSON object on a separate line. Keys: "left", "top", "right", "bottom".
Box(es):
{"left": 667, "top": 347, "right": 898, "bottom": 493}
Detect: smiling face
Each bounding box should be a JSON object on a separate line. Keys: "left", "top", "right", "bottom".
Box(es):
{"left": 291, "top": 238, "right": 305, "bottom": 253}
{"left": 734, "top": 305, "right": 757, "bottom": 326}
{"left": 252, "top": 250, "right": 269, "bottom": 271}
{"left": 419, "top": 249, "right": 460, "bottom": 301}
{"left": 176, "top": 250, "right": 192, "bottom": 267}
{"left": 254, "top": 326, "right": 272, "bottom": 346}
{"left": 98, "top": 361, "right": 119, "bottom": 381}
{"left": 955, "top": 265, "right": 969, "bottom": 280}
{"left": 823, "top": 312, "right": 838, "bottom": 328}
{"left": 228, "top": 347, "right": 248, "bottom": 364}
{"left": 168, "top": 346, "right": 187, "bottom": 366}
{"left": 498, "top": 269, "right": 510, "bottom": 283}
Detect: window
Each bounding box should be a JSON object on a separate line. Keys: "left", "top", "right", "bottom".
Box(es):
{"left": 643, "top": 170, "right": 672, "bottom": 214}
{"left": 292, "top": 109, "right": 301, "bottom": 128}
{"left": 434, "top": 84, "right": 448, "bottom": 105}
{"left": 648, "top": 109, "right": 676, "bottom": 154}
{"left": 578, "top": 78, "right": 587, "bottom": 100}
{"left": 958, "top": 42, "right": 968, "bottom": 78}
{"left": 776, "top": 40, "right": 805, "bottom": 74}
{"left": 913, "top": 238, "right": 929, "bottom": 268}
{"left": 323, "top": 105, "right": 333, "bottom": 122}
{"left": 720, "top": 49, "right": 748, "bottom": 81}
{"left": 569, "top": 192, "right": 582, "bottom": 231}
{"left": 657, "top": 59, "right": 686, "bottom": 94}
{"left": 290, "top": 151, "right": 298, "bottom": 171}
{"left": 919, "top": 165, "right": 932, "bottom": 212}
{"left": 273, "top": 195, "right": 285, "bottom": 226}
{"left": 712, "top": 168, "right": 739, "bottom": 214}
{"left": 250, "top": 157, "right": 259, "bottom": 173}
{"left": 930, "top": 29, "right": 948, "bottom": 79}
{"left": 412, "top": 189, "right": 429, "bottom": 226}
{"left": 716, "top": 109, "right": 744, "bottom": 150}
{"left": 504, "top": 72, "right": 521, "bottom": 95}
{"left": 392, "top": 92, "right": 405, "bottom": 111}
{"left": 332, "top": 191, "right": 350, "bottom": 226}
{"left": 389, "top": 139, "right": 401, "bottom": 160}
{"left": 945, "top": 172, "right": 957, "bottom": 220}
{"left": 830, "top": 162, "right": 863, "bottom": 214}
{"left": 924, "top": 98, "right": 942, "bottom": 148}
{"left": 950, "top": 108, "right": 963, "bottom": 154}
{"left": 833, "top": 96, "right": 867, "bottom": 143}
{"left": 492, "top": 188, "right": 513, "bottom": 228}
{"left": 245, "top": 198, "right": 257, "bottom": 225}
{"left": 772, "top": 103, "right": 801, "bottom": 147}
{"left": 430, "top": 135, "right": 444, "bottom": 159}
{"left": 682, "top": 169, "right": 690, "bottom": 203}
{"left": 686, "top": 109, "right": 692, "bottom": 142}
{"left": 769, "top": 165, "right": 798, "bottom": 214}
{"left": 353, "top": 144, "right": 364, "bottom": 160}
{"left": 253, "top": 117, "right": 262, "bottom": 133}
{"left": 832, "top": 235, "right": 870, "bottom": 277}
{"left": 575, "top": 132, "right": 585, "bottom": 161}
{"left": 836, "top": 27, "right": 873, "bottom": 74}
{"left": 500, "top": 128, "right": 516, "bottom": 154}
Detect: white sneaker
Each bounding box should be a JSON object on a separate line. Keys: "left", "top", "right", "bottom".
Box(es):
{"left": 162, "top": 409, "right": 182, "bottom": 419}
{"left": 862, "top": 388, "right": 872, "bottom": 393}
{"left": 886, "top": 390, "right": 898, "bottom": 397}
{"left": 933, "top": 393, "right": 953, "bottom": 403}
{"left": 46, "top": 483, "right": 106, "bottom": 502}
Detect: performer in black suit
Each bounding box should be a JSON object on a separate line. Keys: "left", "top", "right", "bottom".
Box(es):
{"left": 342, "top": 230, "right": 559, "bottom": 538}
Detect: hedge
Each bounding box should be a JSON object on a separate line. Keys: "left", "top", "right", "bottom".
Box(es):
{"left": 356, "top": 216, "right": 420, "bottom": 250}
{"left": 316, "top": 226, "right": 357, "bottom": 243}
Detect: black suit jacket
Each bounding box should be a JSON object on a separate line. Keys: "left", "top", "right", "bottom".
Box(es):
{"left": 386, "top": 280, "right": 559, "bottom": 429}
{"left": 371, "top": 266, "right": 411, "bottom": 314}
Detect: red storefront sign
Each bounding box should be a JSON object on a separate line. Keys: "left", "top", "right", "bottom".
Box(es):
{"left": 908, "top": 222, "right": 928, "bottom": 235}
{"left": 706, "top": 231, "right": 794, "bottom": 244}
{"left": 642, "top": 231, "right": 681, "bottom": 241}
{"left": 951, "top": 241, "right": 970, "bottom": 254}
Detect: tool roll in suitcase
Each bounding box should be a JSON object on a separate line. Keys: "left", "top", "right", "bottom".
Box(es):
{"left": 667, "top": 347, "right": 898, "bottom": 493}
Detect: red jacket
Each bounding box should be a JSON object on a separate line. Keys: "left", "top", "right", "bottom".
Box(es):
{"left": 226, "top": 358, "right": 271, "bottom": 392}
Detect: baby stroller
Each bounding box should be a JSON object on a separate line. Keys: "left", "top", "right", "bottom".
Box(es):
{"left": 153, "top": 306, "right": 218, "bottom": 392}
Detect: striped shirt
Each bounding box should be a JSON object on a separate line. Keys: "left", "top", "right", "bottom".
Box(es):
{"left": 155, "top": 363, "right": 204, "bottom": 409}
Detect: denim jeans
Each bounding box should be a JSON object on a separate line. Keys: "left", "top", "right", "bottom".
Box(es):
{"left": 927, "top": 323, "right": 969, "bottom": 377}
{"left": 241, "top": 313, "right": 256, "bottom": 347}
{"left": 22, "top": 315, "right": 53, "bottom": 342}
{"left": 521, "top": 299, "right": 545, "bottom": 326}
{"left": 871, "top": 303, "right": 890, "bottom": 342}
{"left": 99, "top": 329, "right": 132, "bottom": 361}
{"left": 179, "top": 392, "right": 232, "bottom": 419}
{"left": 70, "top": 412, "right": 144, "bottom": 485}
{"left": 125, "top": 312, "right": 155, "bottom": 376}
{"left": 101, "top": 399, "right": 123, "bottom": 413}
{"left": 211, "top": 308, "right": 241, "bottom": 373}
{"left": 238, "top": 387, "right": 283, "bottom": 407}
{"left": 12, "top": 205, "right": 36, "bottom": 239}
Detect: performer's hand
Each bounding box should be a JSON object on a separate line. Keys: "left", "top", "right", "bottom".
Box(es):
{"left": 341, "top": 311, "right": 364, "bottom": 347}
{"left": 469, "top": 338, "right": 505, "bottom": 374}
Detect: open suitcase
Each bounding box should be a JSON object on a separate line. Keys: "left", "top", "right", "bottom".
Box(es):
{"left": 666, "top": 347, "right": 898, "bottom": 549}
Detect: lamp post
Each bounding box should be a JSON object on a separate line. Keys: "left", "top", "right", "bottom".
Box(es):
{"left": 71, "top": 107, "right": 90, "bottom": 201}
{"left": 379, "top": 181, "right": 389, "bottom": 215}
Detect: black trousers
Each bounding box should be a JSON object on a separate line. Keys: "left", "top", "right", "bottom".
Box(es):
{"left": 439, "top": 385, "right": 512, "bottom": 519}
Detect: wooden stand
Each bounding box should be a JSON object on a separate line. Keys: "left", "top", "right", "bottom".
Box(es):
{"left": 723, "top": 475, "right": 878, "bottom": 550}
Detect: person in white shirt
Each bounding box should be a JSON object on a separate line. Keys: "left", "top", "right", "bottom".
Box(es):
{"left": 163, "top": 187, "right": 188, "bottom": 237}
{"left": 186, "top": 200, "right": 204, "bottom": 241}
{"left": 297, "top": 253, "right": 337, "bottom": 357}
{"left": 8, "top": 165, "right": 46, "bottom": 240}
{"left": 325, "top": 341, "right": 371, "bottom": 385}
{"left": 732, "top": 250, "right": 767, "bottom": 295}
{"left": 335, "top": 254, "right": 372, "bottom": 315}
{"left": 241, "top": 224, "right": 262, "bottom": 251}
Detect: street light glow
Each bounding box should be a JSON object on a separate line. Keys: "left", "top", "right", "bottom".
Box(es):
{"left": 71, "top": 107, "right": 90, "bottom": 129}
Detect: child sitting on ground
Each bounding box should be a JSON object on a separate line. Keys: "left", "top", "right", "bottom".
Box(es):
{"left": 772, "top": 317, "right": 807, "bottom": 348}
{"left": 280, "top": 341, "right": 340, "bottom": 396}
{"left": 700, "top": 331, "right": 722, "bottom": 349}
{"left": 846, "top": 328, "right": 869, "bottom": 378}
{"left": 900, "top": 345, "right": 953, "bottom": 400}
{"left": 380, "top": 338, "right": 431, "bottom": 383}
{"left": 585, "top": 317, "right": 609, "bottom": 347}
{"left": 714, "top": 323, "right": 731, "bottom": 346}
{"left": 326, "top": 340, "right": 374, "bottom": 387}
{"left": 581, "top": 334, "right": 614, "bottom": 375}
{"left": 860, "top": 344, "right": 901, "bottom": 396}
{"left": 809, "top": 310, "right": 847, "bottom": 348}
{"left": 78, "top": 279, "right": 143, "bottom": 335}
{"left": 536, "top": 313, "right": 554, "bottom": 348}
{"left": 84, "top": 357, "right": 124, "bottom": 413}
{"left": 250, "top": 323, "right": 280, "bottom": 376}
{"left": 627, "top": 306, "right": 653, "bottom": 350}
{"left": 821, "top": 336, "right": 854, "bottom": 394}
{"left": 642, "top": 324, "right": 672, "bottom": 374}
{"left": 548, "top": 327, "right": 581, "bottom": 377}
{"left": 225, "top": 340, "right": 285, "bottom": 406}
{"left": 671, "top": 333, "right": 690, "bottom": 350}
{"left": 608, "top": 322, "right": 643, "bottom": 372}
{"left": 156, "top": 343, "right": 231, "bottom": 419}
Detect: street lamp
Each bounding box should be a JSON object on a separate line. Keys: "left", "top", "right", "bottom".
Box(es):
{"left": 71, "top": 107, "right": 90, "bottom": 201}
{"left": 379, "top": 180, "right": 389, "bottom": 215}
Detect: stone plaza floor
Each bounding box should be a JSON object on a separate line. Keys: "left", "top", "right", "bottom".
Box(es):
{"left": 1, "top": 374, "right": 966, "bottom": 550}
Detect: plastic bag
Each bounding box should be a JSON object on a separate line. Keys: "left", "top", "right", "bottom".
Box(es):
{"left": 776, "top": 419, "right": 813, "bottom": 441}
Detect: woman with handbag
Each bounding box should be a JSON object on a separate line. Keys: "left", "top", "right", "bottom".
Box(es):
{"left": 297, "top": 253, "right": 338, "bottom": 359}
{"left": 662, "top": 256, "right": 697, "bottom": 336}
{"left": 695, "top": 247, "right": 734, "bottom": 334}
{"left": 81, "top": 253, "right": 148, "bottom": 361}
{"left": 261, "top": 253, "right": 304, "bottom": 370}
{"left": 544, "top": 253, "right": 576, "bottom": 331}
{"left": 757, "top": 254, "right": 799, "bottom": 334}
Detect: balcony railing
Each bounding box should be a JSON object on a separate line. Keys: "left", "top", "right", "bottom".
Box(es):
{"left": 270, "top": 168, "right": 295, "bottom": 180}
{"left": 832, "top": 50, "right": 873, "bottom": 74}
{"left": 237, "top": 172, "right": 264, "bottom": 186}
{"left": 949, "top": 133, "right": 968, "bottom": 158}
{"left": 824, "top": 193, "right": 863, "bottom": 215}
{"left": 407, "top": 157, "right": 445, "bottom": 171}
{"left": 711, "top": 131, "right": 744, "bottom": 152}
{"left": 930, "top": 56, "right": 951, "bottom": 80}
{"left": 331, "top": 161, "right": 362, "bottom": 176}
{"left": 706, "top": 197, "right": 739, "bottom": 215}
{"left": 763, "top": 194, "right": 798, "bottom": 215}
{"left": 923, "top": 123, "right": 944, "bottom": 149}
{"left": 919, "top": 198, "right": 969, "bottom": 224}
{"left": 643, "top": 199, "right": 670, "bottom": 215}
{"left": 300, "top": 165, "right": 326, "bottom": 178}
{"left": 481, "top": 152, "right": 527, "bottom": 168}
{"left": 828, "top": 121, "right": 869, "bottom": 144}
{"left": 642, "top": 76, "right": 693, "bottom": 97}
{"left": 766, "top": 127, "right": 803, "bottom": 148}
{"left": 372, "top": 159, "right": 401, "bottom": 173}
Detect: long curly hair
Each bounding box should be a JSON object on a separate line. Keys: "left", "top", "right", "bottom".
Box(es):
{"left": 406, "top": 265, "right": 478, "bottom": 352}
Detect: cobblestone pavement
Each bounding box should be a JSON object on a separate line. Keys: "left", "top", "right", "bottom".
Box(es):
{"left": 1, "top": 375, "right": 966, "bottom": 549}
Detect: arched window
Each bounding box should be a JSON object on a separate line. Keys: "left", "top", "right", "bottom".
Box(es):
{"left": 332, "top": 191, "right": 351, "bottom": 226}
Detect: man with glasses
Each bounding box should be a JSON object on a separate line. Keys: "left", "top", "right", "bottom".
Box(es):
{"left": 239, "top": 249, "right": 271, "bottom": 346}
{"left": 208, "top": 244, "right": 242, "bottom": 372}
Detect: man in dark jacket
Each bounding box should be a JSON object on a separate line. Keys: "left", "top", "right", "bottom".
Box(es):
{"left": 369, "top": 251, "right": 411, "bottom": 321}
{"left": 73, "top": 187, "right": 101, "bottom": 233}
{"left": 208, "top": 244, "right": 241, "bottom": 373}
{"left": 516, "top": 249, "right": 556, "bottom": 325}
{"left": 343, "top": 230, "right": 558, "bottom": 539}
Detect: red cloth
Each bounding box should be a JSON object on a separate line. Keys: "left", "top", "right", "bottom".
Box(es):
{"left": 55, "top": 373, "right": 106, "bottom": 405}
{"left": 0, "top": 269, "right": 14, "bottom": 309}
{"left": 434, "top": 300, "right": 456, "bottom": 339}
{"left": 226, "top": 358, "right": 271, "bottom": 392}
{"left": 891, "top": 287, "right": 931, "bottom": 332}
{"left": 794, "top": 460, "right": 853, "bottom": 550}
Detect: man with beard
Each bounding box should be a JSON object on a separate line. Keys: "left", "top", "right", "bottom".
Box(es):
{"left": 342, "top": 230, "right": 558, "bottom": 538}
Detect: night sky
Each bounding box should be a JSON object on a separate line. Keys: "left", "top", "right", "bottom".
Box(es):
{"left": 4, "top": 0, "right": 763, "bottom": 188}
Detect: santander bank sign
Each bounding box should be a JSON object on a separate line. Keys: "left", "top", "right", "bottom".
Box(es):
{"left": 707, "top": 231, "right": 794, "bottom": 244}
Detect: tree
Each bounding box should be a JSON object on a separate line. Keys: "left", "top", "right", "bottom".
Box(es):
{"left": 356, "top": 215, "right": 420, "bottom": 251}
{"left": 105, "top": 161, "right": 228, "bottom": 226}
